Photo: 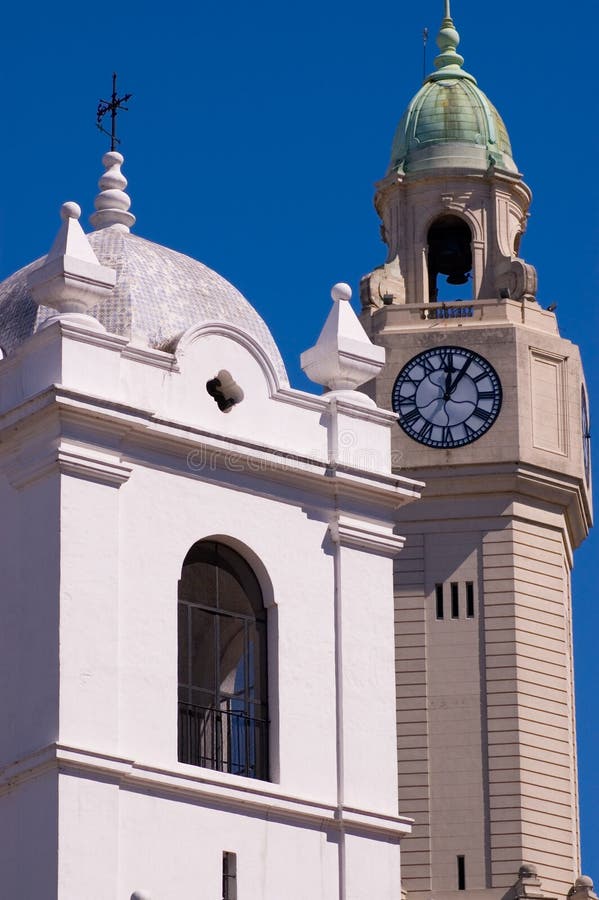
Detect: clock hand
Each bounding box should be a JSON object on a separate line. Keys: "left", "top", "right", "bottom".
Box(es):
{"left": 443, "top": 352, "right": 454, "bottom": 400}
{"left": 444, "top": 370, "right": 452, "bottom": 399}
{"left": 449, "top": 359, "right": 471, "bottom": 395}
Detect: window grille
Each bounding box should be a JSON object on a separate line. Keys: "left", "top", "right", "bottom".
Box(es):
{"left": 178, "top": 541, "right": 269, "bottom": 780}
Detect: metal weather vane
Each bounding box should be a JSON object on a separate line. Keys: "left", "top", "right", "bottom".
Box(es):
{"left": 96, "top": 73, "right": 132, "bottom": 151}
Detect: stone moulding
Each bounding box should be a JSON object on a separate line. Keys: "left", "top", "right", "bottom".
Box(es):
{"left": 5, "top": 445, "right": 133, "bottom": 490}
{"left": 0, "top": 742, "right": 413, "bottom": 841}
{"left": 0, "top": 386, "right": 422, "bottom": 515}
{"left": 175, "top": 320, "right": 288, "bottom": 395}
{"left": 328, "top": 514, "right": 407, "bottom": 557}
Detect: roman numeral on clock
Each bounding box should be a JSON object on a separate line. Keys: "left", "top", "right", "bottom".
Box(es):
{"left": 403, "top": 408, "right": 420, "bottom": 425}
{"left": 419, "top": 421, "right": 434, "bottom": 441}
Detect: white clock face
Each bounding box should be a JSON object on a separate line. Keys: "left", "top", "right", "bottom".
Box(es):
{"left": 392, "top": 346, "right": 502, "bottom": 448}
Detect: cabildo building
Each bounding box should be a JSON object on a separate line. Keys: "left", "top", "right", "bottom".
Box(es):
{"left": 0, "top": 3, "right": 594, "bottom": 899}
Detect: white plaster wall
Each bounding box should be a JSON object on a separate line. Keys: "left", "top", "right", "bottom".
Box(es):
{"left": 0, "top": 471, "right": 60, "bottom": 765}
{"left": 339, "top": 545, "right": 399, "bottom": 815}
{"left": 163, "top": 331, "right": 327, "bottom": 461}
{"left": 0, "top": 771, "right": 58, "bottom": 899}
{"left": 116, "top": 463, "right": 338, "bottom": 800}
{"left": 53, "top": 772, "right": 403, "bottom": 900}
{"left": 59, "top": 474, "right": 121, "bottom": 751}
{"left": 58, "top": 773, "right": 119, "bottom": 899}
{"left": 345, "top": 830, "right": 401, "bottom": 900}
{"left": 115, "top": 784, "right": 338, "bottom": 900}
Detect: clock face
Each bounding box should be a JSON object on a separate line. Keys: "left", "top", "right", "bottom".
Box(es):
{"left": 392, "top": 346, "right": 502, "bottom": 449}
{"left": 581, "top": 385, "right": 591, "bottom": 486}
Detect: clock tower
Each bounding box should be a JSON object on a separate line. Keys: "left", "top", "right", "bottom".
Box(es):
{"left": 360, "top": 4, "right": 592, "bottom": 899}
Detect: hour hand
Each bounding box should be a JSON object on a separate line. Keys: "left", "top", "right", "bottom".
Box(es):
{"left": 449, "top": 360, "right": 471, "bottom": 395}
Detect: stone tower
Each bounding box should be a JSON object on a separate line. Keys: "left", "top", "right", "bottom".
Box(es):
{"left": 360, "top": 3, "right": 592, "bottom": 899}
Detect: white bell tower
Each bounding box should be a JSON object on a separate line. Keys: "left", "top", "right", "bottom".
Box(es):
{"left": 0, "top": 156, "right": 422, "bottom": 898}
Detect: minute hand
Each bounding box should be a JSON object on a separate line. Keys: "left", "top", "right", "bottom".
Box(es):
{"left": 449, "top": 359, "right": 471, "bottom": 395}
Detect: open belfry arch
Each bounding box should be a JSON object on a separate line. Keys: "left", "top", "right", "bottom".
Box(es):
{"left": 360, "top": 2, "right": 592, "bottom": 899}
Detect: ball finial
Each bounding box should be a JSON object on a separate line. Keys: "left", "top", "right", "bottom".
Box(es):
{"left": 519, "top": 865, "right": 537, "bottom": 879}
{"left": 331, "top": 282, "right": 352, "bottom": 303}
{"left": 60, "top": 201, "right": 81, "bottom": 222}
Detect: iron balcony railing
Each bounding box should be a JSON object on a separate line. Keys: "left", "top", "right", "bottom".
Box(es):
{"left": 178, "top": 701, "right": 269, "bottom": 780}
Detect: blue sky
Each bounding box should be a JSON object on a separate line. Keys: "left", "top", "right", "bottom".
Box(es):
{"left": 1, "top": 0, "right": 597, "bottom": 880}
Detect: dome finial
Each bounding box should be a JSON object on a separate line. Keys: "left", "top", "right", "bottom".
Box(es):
{"left": 430, "top": 0, "right": 467, "bottom": 77}
{"left": 89, "top": 150, "right": 136, "bottom": 233}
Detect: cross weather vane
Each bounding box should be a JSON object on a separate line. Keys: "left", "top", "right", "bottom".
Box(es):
{"left": 96, "top": 73, "right": 132, "bottom": 151}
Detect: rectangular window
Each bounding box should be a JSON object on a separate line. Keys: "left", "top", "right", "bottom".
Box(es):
{"left": 466, "top": 582, "right": 475, "bottom": 618}
{"left": 457, "top": 855, "right": 466, "bottom": 891}
{"left": 435, "top": 583, "right": 444, "bottom": 619}
{"left": 451, "top": 583, "right": 459, "bottom": 618}
{"left": 223, "top": 851, "right": 237, "bottom": 900}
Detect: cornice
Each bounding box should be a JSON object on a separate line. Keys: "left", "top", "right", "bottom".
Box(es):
{"left": 328, "top": 514, "right": 406, "bottom": 557}
{"left": 121, "top": 342, "right": 179, "bottom": 371}
{"left": 273, "top": 387, "right": 397, "bottom": 426}
{"left": 398, "top": 461, "right": 591, "bottom": 554}
{"left": 0, "top": 743, "right": 413, "bottom": 840}
{"left": 5, "top": 444, "right": 133, "bottom": 490}
{"left": 0, "top": 386, "right": 422, "bottom": 515}
{"left": 376, "top": 166, "right": 530, "bottom": 195}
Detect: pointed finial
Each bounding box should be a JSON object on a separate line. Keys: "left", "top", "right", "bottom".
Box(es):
{"left": 28, "top": 200, "right": 116, "bottom": 326}
{"left": 300, "top": 283, "right": 385, "bottom": 393}
{"left": 435, "top": 0, "right": 464, "bottom": 69}
{"left": 426, "top": 0, "right": 475, "bottom": 83}
{"left": 89, "top": 151, "right": 136, "bottom": 233}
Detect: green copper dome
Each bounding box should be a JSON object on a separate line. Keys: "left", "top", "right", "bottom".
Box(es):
{"left": 388, "top": 3, "right": 517, "bottom": 175}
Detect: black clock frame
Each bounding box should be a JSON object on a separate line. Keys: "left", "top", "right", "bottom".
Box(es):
{"left": 392, "top": 345, "right": 502, "bottom": 449}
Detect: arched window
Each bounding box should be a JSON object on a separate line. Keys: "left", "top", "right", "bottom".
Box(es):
{"left": 178, "top": 540, "right": 269, "bottom": 780}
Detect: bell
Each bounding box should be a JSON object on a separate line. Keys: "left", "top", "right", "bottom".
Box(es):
{"left": 447, "top": 273, "right": 469, "bottom": 285}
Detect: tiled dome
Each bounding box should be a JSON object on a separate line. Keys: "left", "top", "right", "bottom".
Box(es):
{"left": 0, "top": 153, "right": 288, "bottom": 385}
